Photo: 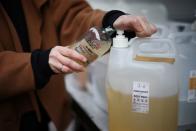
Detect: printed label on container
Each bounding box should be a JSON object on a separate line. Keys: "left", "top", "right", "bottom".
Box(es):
{"left": 188, "top": 70, "right": 196, "bottom": 102}
{"left": 132, "top": 81, "right": 150, "bottom": 113}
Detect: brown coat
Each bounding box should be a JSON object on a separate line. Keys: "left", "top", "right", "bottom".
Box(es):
{"left": 0, "top": 0, "right": 104, "bottom": 130}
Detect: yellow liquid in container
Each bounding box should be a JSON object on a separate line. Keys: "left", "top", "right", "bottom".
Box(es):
{"left": 107, "top": 87, "right": 178, "bottom": 131}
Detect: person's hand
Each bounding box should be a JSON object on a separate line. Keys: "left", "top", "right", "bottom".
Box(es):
{"left": 113, "top": 15, "right": 157, "bottom": 37}
{"left": 49, "top": 46, "right": 87, "bottom": 74}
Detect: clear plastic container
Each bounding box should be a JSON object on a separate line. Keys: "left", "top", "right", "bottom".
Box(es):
{"left": 169, "top": 32, "right": 196, "bottom": 125}
{"left": 88, "top": 30, "right": 129, "bottom": 111}
{"left": 106, "top": 37, "right": 178, "bottom": 131}
{"left": 168, "top": 21, "right": 192, "bottom": 33}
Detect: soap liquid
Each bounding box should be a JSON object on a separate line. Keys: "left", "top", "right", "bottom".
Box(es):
{"left": 107, "top": 86, "right": 178, "bottom": 131}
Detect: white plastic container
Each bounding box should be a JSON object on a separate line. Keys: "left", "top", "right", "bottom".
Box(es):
{"left": 106, "top": 37, "right": 178, "bottom": 131}
{"left": 89, "top": 30, "right": 128, "bottom": 111}
{"left": 169, "top": 32, "right": 196, "bottom": 125}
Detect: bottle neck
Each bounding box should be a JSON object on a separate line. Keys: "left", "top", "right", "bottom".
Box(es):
{"left": 103, "top": 27, "right": 116, "bottom": 38}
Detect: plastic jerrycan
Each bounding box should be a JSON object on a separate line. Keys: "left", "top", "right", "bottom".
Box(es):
{"left": 152, "top": 24, "right": 169, "bottom": 38}
{"left": 169, "top": 32, "right": 196, "bottom": 126}
{"left": 106, "top": 32, "right": 178, "bottom": 131}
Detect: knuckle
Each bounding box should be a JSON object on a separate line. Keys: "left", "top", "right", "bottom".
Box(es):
{"left": 132, "top": 17, "right": 139, "bottom": 25}
{"left": 49, "top": 52, "right": 55, "bottom": 58}
{"left": 61, "top": 58, "right": 68, "bottom": 65}
{"left": 50, "top": 52, "right": 57, "bottom": 59}
{"left": 58, "top": 63, "right": 62, "bottom": 70}
{"left": 65, "top": 49, "right": 72, "bottom": 56}
{"left": 49, "top": 61, "right": 56, "bottom": 68}
{"left": 48, "top": 60, "right": 52, "bottom": 65}
{"left": 65, "top": 59, "right": 72, "bottom": 66}
{"left": 53, "top": 46, "right": 61, "bottom": 52}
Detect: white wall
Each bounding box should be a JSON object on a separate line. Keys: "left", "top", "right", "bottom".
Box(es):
{"left": 87, "top": 0, "right": 196, "bottom": 22}
{"left": 124, "top": 0, "right": 196, "bottom": 22}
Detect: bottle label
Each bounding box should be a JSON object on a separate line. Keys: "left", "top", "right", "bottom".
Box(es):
{"left": 74, "top": 39, "right": 98, "bottom": 66}
{"left": 132, "top": 81, "right": 150, "bottom": 113}
{"left": 188, "top": 70, "right": 196, "bottom": 102}
{"left": 70, "top": 27, "right": 111, "bottom": 66}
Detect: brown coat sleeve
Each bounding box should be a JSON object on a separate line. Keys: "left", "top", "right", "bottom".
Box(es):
{"left": 0, "top": 0, "right": 104, "bottom": 100}
{"left": 50, "top": 0, "right": 106, "bottom": 44}
{"left": 0, "top": 51, "right": 35, "bottom": 100}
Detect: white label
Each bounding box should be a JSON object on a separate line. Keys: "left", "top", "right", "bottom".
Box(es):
{"left": 132, "top": 81, "right": 150, "bottom": 113}
{"left": 188, "top": 70, "right": 196, "bottom": 102}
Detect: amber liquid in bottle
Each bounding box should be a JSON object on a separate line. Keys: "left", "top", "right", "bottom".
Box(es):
{"left": 70, "top": 27, "right": 113, "bottom": 66}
